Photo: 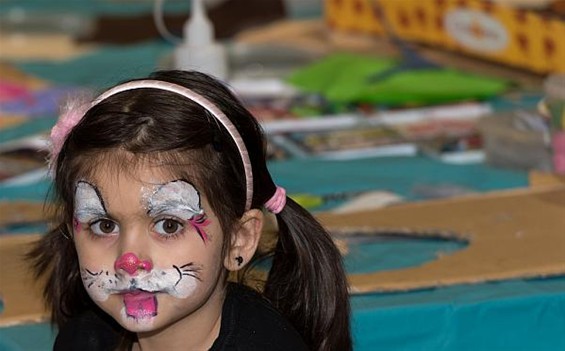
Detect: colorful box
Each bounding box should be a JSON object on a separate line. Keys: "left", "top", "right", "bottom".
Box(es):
{"left": 325, "top": 0, "right": 565, "bottom": 74}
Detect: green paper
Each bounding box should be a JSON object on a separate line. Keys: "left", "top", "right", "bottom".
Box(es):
{"left": 287, "top": 53, "right": 510, "bottom": 107}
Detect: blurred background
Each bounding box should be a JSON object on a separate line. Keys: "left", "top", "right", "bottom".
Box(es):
{"left": 1, "top": 1, "right": 565, "bottom": 350}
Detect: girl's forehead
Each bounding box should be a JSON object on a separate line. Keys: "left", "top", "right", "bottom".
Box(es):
{"left": 86, "top": 166, "right": 177, "bottom": 190}
{"left": 79, "top": 165, "right": 194, "bottom": 197}
{"left": 81, "top": 152, "right": 193, "bottom": 187}
{"left": 74, "top": 177, "right": 202, "bottom": 208}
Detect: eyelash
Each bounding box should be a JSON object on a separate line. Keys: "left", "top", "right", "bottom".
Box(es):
{"left": 82, "top": 216, "right": 195, "bottom": 240}
{"left": 152, "top": 216, "right": 186, "bottom": 240}
{"left": 86, "top": 218, "right": 119, "bottom": 239}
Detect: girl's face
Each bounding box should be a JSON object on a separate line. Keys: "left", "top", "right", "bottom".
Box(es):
{"left": 72, "top": 165, "right": 227, "bottom": 333}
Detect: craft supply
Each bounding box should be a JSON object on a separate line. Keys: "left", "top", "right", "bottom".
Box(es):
{"left": 0, "top": 201, "right": 50, "bottom": 234}
{"left": 479, "top": 110, "right": 552, "bottom": 171}
{"left": 552, "top": 131, "right": 565, "bottom": 174}
{"left": 289, "top": 190, "right": 398, "bottom": 210}
{"left": 318, "top": 186, "right": 565, "bottom": 293}
{"left": 173, "top": 0, "right": 228, "bottom": 79}
{"left": 0, "top": 234, "right": 47, "bottom": 325}
{"left": 366, "top": 0, "right": 441, "bottom": 84}
{"left": 540, "top": 74, "right": 565, "bottom": 174}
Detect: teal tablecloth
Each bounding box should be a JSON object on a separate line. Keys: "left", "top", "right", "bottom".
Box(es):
{"left": 4, "top": 156, "right": 562, "bottom": 351}
{"left": 2, "top": 37, "right": 563, "bottom": 351}
{"left": 2, "top": 277, "right": 565, "bottom": 351}
{"left": 351, "top": 276, "right": 565, "bottom": 351}
{"left": 268, "top": 157, "right": 528, "bottom": 202}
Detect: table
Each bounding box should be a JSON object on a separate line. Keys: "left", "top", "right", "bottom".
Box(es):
{"left": 1, "top": 26, "right": 563, "bottom": 350}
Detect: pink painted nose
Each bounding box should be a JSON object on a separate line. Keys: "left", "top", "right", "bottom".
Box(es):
{"left": 114, "top": 252, "right": 153, "bottom": 275}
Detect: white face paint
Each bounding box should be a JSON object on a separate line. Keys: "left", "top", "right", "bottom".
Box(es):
{"left": 72, "top": 169, "right": 226, "bottom": 334}
{"left": 145, "top": 180, "right": 210, "bottom": 243}
{"left": 146, "top": 180, "right": 203, "bottom": 219}
{"left": 81, "top": 262, "right": 201, "bottom": 302}
{"left": 74, "top": 181, "right": 107, "bottom": 223}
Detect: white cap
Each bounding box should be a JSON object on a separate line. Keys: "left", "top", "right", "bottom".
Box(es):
{"left": 185, "top": 0, "right": 212, "bottom": 47}
{"left": 174, "top": 0, "right": 228, "bottom": 80}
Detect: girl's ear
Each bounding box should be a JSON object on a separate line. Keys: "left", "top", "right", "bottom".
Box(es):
{"left": 224, "top": 209, "right": 264, "bottom": 271}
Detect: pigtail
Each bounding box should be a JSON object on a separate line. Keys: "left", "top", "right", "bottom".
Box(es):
{"left": 263, "top": 197, "right": 352, "bottom": 351}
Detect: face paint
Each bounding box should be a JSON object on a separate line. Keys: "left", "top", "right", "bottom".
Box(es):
{"left": 189, "top": 214, "right": 211, "bottom": 242}
{"left": 73, "top": 171, "right": 224, "bottom": 331}
{"left": 73, "top": 217, "right": 81, "bottom": 233}
{"left": 115, "top": 252, "right": 153, "bottom": 276}
{"left": 74, "top": 181, "right": 107, "bottom": 224}
{"left": 121, "top": 291, "right": 158, "bottom": 323}
{"left": 81, "top": 259, "right": 201, "bottom": 325}
{"left": 81, "top": 262, "right": 201, "bottom": 301}
{"left": 145, "top": 180, "right": 210, "bottom": 242}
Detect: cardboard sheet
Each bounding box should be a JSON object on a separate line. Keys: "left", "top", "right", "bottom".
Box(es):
{"left": 2, "top": 185, "right": 564, "bottom": 324}
{"left": 0, "top": 34, "right": 95, "bottom": 61}
{"left": 318, "top": 185, "right": 565, "bottom": 294}
{"left": 0, "top": 234, "right": 47, "bottom": 326}
{"left": 0, "top": 202, "right": 49, "bottom": 231}
{"left": 0, "top": 201, "right": 51, "bottom": 326}
{"left": 0, "top": 63, "right": 46, "bottom": 89}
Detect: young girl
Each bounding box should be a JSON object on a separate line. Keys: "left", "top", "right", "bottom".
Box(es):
{"left": 30, "top": 70, "right": 352, "bottom": 350}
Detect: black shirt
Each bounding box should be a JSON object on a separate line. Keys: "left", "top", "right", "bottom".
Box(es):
{"left": 54, "top": 283, "right": 308, "bottom": 350}
{"left": 210, "top": 283, "right": 308, "bottom": 350}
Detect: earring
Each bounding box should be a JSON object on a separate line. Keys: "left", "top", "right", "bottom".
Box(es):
{"left": 235, "top": 256, "right": 243, "bottom": 266}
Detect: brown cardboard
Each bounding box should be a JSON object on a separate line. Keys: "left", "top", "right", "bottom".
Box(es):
{"left": 0, "top": 202, "right": 50, "bottom": 232}
{"left": 0, "top": 234, "right": 48, "bottom": 326}
{"left": 2, "top": 186, "right": 564, "bottom": 324}
{"left": 318, "top": 185, "right": 565, "bottom": 294}
{"left": 529, "top": 170, "right": 565, "bottom": 187}
{"left": 0, "top": 63, "right": 47, "bottom": 89}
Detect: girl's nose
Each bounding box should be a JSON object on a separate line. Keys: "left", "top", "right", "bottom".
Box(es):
{"left": 114, "top": 252, "right": 153, "bottom": 275}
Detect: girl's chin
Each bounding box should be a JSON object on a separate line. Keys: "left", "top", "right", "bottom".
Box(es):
{"left": 104, "top": 291, "right": 161, "bottom": 331}
{"left": 119, "top": 312, "right": 158, "bottom": 332}
{"left": 101, "top": 303, "right": 160, "bottom": 333}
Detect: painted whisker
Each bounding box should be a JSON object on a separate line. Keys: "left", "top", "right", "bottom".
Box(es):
{"left": 85, "top": 268, "right": 103, "bottom": 276}
{"left": 174, "top": 262, "right": 202, "bottom": 285}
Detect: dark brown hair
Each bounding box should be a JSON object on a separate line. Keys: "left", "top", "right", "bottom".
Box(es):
{"left": 29, "top": 70, "right": 351, "bottom": 351}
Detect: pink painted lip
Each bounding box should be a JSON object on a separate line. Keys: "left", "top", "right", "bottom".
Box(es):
{"left": 122, "top": 290, "right": 153, "bottom": 299}
{"left": 122, "top": 290, "right": 158, "bottom": 319}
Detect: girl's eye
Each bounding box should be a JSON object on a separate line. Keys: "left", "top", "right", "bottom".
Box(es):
{"left": 90, "top": 219, "right": 119, "bottom": 236}
{"left": 154, "top": 218, "right": 184, "bottom": 236}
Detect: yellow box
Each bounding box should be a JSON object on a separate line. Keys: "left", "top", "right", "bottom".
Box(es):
{"left": 325, "top": 0, "right": 565, "bottom": 74}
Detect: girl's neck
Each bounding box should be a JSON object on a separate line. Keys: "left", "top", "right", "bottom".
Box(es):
{"left": 133, "top": 284, "right": 225, "bottom": 351}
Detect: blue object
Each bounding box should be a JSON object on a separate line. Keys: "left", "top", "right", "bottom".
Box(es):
{"left": 0, "top": 323, "right": 55, "bottom": 351}
{"left": 1, "top": 277, "right": 564, "bottom": 351}
{"left": 352, "top": 277, "right": 565, "bottom": 351}
{"left": 344, "top": 236, "right": 467, "bottom": 274}
{"left": 268, "top": 156, "right": 528, "bottom": 208}
{"left": 17, "top": 42, "right": 173, "bottom": 89}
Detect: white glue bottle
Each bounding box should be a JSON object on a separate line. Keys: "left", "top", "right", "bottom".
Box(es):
{"left": 174, "top": 0, "right": 228, "bottom": 80}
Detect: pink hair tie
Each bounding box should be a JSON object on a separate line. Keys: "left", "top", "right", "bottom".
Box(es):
{"left": 264, "top": 186, "right": 286, "bottom": 214}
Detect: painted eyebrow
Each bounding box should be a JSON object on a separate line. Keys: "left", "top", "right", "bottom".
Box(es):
{"left": 146, "top": 179, "right": 203, "bottom": 216}
{"left": 77, "top": 180, "right": 108, "bottom": 212}
{"left": 74, "top": 180, "right": 109, "bottom": 218}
